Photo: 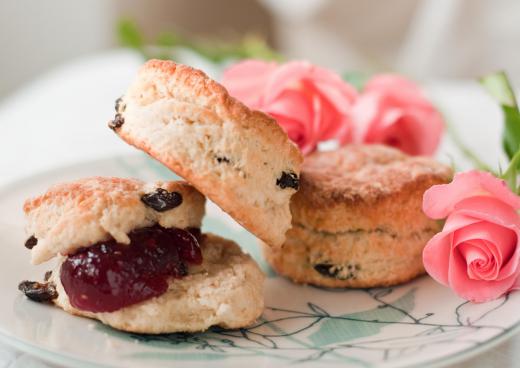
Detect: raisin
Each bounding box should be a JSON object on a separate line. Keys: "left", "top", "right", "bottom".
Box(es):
{"left": 115, "top": 97, "right": 125, "bottom": 113}
{"left": 215, "top": 156, "right": 230, "bottom": 164}
{"left": 141, "top": 188, "right": 183, "bottom": 212}
{"left": 276, "top": 171, "right": 299, "bottom": 190}
{"left": 24, "top": 236, "right": 38, "bottom": 249}
{"left": 108, "top": 114, "right": 125, "bottom": 131}
{"left": 313, "top": 263, "right": 360, "bottom": 280}
{"left": 44, "top": 270, "right": 52, "bottom": 281}
{"left": 18, "top": 280, "right": 58, "bottom": 302}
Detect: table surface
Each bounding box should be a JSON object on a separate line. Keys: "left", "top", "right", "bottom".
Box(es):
{"left": 0, "top": 49, "right": 516, "bottom": 368}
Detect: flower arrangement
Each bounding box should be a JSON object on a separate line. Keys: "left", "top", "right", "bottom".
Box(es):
{"left": 222, "top": 60, "right": 443, "bottom": 156}
{"left": 119, "top": 22, "right": 520, "bottom": 303}
{"left": 223, "top": 60, "right": 520, "bottom": 303}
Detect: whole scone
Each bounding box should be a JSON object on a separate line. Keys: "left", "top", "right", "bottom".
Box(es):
{"left": 109, "top": 60, "right": 302, "bottom": 247}
{"left": 19, "top": 177, "right": 264, "bottom": 333}
{"left": 263, "top": 144, "right": 453, "bottom": 288}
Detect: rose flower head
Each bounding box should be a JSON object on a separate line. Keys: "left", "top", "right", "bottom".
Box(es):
{"left": 222, "top": 59, "right": 358, "bottom": 155}
{"left": 353, "top": 74, "right": 444, "bottom": 156}
{"left": 423, "top": 170, "right": 520, "bottom": 302}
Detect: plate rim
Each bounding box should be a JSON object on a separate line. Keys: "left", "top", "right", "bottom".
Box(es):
{"left": 1, "top": 154, "right": 520, "bottom": 368}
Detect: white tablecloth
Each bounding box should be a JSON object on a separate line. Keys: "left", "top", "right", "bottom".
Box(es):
{"left": 0, "top": 49, "right": 514, "bottom": 368}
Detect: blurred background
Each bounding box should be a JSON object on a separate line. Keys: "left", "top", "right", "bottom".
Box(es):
{"left": 0, "top": 0, "right": 519, "bottom": 182}
{"left": 2, "top": 0, "right": 520, "bottom": 99}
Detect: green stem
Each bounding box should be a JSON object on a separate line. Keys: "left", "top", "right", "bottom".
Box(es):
{"left": 445, "top": 120, "right": 496, "bottom": 174}
{"left": 501, "top": 149, "right": 520, "bottom": 192}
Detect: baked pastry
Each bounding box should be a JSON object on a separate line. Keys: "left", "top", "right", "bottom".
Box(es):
{"left": 263, "top": 145, "right": 453, "bottom": 288}
{"left": 19, "top": 177, "right": 264, "bottom": 333}
{"left": 108, "top": 60, "right": 302, "bottom": 247}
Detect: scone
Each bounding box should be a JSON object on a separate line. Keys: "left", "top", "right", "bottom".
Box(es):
{"left": 263, "top": 145, "right": 453, "bottom": 288}
{"left": 108, "top": 60, "right": 302, "bottom": 247}
{"left": 19, "top": 177, "right": 264, "bottom": 333}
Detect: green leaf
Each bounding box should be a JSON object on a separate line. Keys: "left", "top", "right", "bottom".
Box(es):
{"left": 480, "top": 71, "right": 517, "bottom": 108}
{"left": 501, "top": 105, "right": 520, "bottom": 159}
{"left": 500, "top": 148, "right": 520, "bottom": 193}
{"left": 117, "top": 18, "right": 144, "bottom": 51}
{"left": 343, "top": 71, "right": 370, "bottom": 91}
{"left": 156, "top": 32, "right": 183, "bottom": 48}
{"left": 480, "top": 71, "right": 520, "bottom": 160}
{"left": 115, "top": 17, "right": 282, "bottom": 63}
{"left": 308, "top": 289, "right": 415, "bottom": 346}
{"left": 238, "top": 36, "right": 284, "bottom": 61}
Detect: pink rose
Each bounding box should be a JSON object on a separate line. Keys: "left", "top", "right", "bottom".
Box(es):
{"left": 222, "top": 60, "right": 358, "bottom": 155}
{"left": 352, "top": 75, "right": 444, "bottom": 156}
{"left": 423, "top": 170, "right": 520, "bottom": 302}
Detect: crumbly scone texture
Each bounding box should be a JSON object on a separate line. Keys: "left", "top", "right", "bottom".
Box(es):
{"left": 24, "top": 177, "right": 205, "bottom": 264}
{"left": 264, "top": 144, "right": 452, "bottom": 287}
{"left": 110, "top": 59, "right": 302, "bottom": 247}
{"left": 51, "top": 233, "right": 265, "bottom": 333}
{"left": 263, "top": 224, "right": 436, "bottom": 288}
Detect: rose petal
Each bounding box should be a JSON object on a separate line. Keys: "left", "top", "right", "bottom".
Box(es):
{"left": 352, "top": 92, "right": 385, "bottom": 142}
{"left": 458, "top": 240, "right": 499, "bottom": 280}
{"left": 452, "top": 221, "right": 516, "bottom": 265}
{"left": 423, "top": 231, "right": 453, "bottom": 285}
{"left": 453, "top": 196, "right": 520, "bottom": 227}
{"left": 450, "top": 198, "right": 520, "bottom": 279}
{"left": 352, "top": 83, "right": 443, "bottom": 156}
{"left": 263, "top": 61, "right": 313, "bottom": 103}
{"left": 441, "top": 211, "right": 483, "bottom": 233}
{"left": 423, "top": 171, "right": 520, "bottom": 219}
{"left": 265, "top": 89, "right": 313, "bottom": 127}
{"left": 377, "top": 113, "right": 421, "bottom": 155}
{"left": 448, "top": 248, "right": 518, "bottom": 302}
{"left": 300, "top": 79, "right": 353, "bottom": 143}
{"left": 363, "top": 75, "right": 432, "bottom": 109}
{"left": 221, "top": 59, "right": 278, "bottom": 108}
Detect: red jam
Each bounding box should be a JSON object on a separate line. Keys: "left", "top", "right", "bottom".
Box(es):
{"left": 60, "top": 226, "right": 203, "bottom": 313}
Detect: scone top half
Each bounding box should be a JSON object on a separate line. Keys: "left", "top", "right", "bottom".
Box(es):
{"left": 110, "top": 60, "right": 303, "bottom": 247}
{"left": 23, "top": 177, "right": 204, "bottom": 264}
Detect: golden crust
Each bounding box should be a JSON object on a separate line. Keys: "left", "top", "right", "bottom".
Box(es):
{"left": 24, "top": 177, "right": 205, "bottom": 264}
{"left": 112, "top": 60, "right": 303, "bottom": 246}
{"left": 125, "top": 60, "right": 301, "bottom": 160}
{"left": 293, "top": 145, "right": 452, "bottom": 233}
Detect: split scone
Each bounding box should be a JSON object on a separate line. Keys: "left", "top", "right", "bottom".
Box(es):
{"left": 19, "top": 177, "right": 264, "bottom": 333}
{"left": 108, "top": 60, "right": 302, "bottom": 247}
{"left": 263, "top": 145, "right": 453, "bottom": 288}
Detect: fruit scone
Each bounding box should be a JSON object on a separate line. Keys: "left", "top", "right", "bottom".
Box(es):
{"left": 263, "top": 144, "right": 453, "bottom": 288}
{"left": 18, "top": 177, "right": 264, "bottom": 333}
{"left": 108, "top": 60, "right": 302, "bottom": 247}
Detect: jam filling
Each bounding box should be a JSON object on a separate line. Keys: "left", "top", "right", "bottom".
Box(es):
{"left": 60, "top": 225, "right": 203, "bottom": 313}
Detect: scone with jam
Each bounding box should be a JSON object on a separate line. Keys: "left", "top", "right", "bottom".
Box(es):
{"left": 19, "top": 177, "right": 264, "bottom": 333}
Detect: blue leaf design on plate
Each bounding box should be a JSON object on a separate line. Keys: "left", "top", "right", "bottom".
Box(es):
{"left": 308, "top": 289, "right": 415, "bottom": 346}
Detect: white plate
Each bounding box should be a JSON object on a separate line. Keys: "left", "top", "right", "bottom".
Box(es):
{"left": 0, "top": 154, "right": 519, "bottom": 368}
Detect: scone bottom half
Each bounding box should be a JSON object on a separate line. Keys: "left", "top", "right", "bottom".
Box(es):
{"left": 264, "top": 144, "right": 454, "bottom": 288}
{"left": 19, "top": 178, "right": 265, "bottom": 333}
{"left": 108, "top": 60, "right": 303, "bottom": 248}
